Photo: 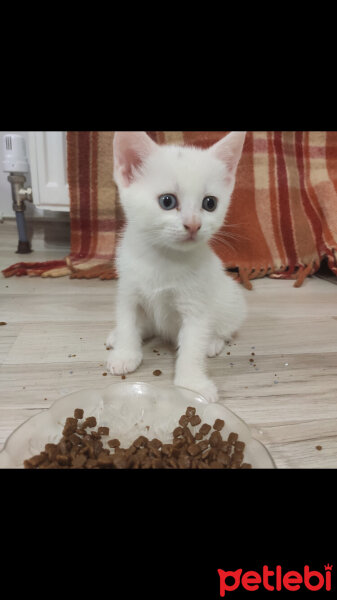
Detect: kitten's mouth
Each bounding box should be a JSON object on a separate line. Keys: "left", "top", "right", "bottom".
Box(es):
{"left": 182, "top": 233, "right": 198, "bottom": 242}
{"left": 172, "top": 232, "right": 205, "bottom": 248}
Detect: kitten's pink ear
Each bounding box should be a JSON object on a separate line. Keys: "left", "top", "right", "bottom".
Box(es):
{"left": 113, "top": 132, "right": 157, "bottom": 187}
{"left": 210, "top": 131, "right": 246, "bottom": 180}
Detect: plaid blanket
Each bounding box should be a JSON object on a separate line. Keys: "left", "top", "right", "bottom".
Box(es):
{"left": 3, "top": 131, "right": 337, "bottom": 289}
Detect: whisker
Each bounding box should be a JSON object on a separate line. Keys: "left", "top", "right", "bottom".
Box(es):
{"left": 213, "top": 231, "right": 250, "bottom": 243}
{"left": 210, "top": 236, "right": 236, "bottom": 253}
{"left": 223, "top": 222, "right": 249, "bottom": 228}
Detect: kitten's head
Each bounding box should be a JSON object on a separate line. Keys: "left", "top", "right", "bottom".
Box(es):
{"left": 113, "top": 131, "right": 246, "bottom": 251}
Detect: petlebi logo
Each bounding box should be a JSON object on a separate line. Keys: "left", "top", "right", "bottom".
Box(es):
{"left": 218, "top": 564, "right": 333, "bottom": 595}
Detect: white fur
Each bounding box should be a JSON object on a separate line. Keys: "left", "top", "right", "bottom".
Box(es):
{"left": 107, "top": 132, "right": 247, "bottom": 402}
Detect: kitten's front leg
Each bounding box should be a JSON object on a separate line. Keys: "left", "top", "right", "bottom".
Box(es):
{"left": 174, "top": 317, "right": 218, "bottom": 403}
{"left": 106, "top": 291, "right": 143, "bottom": 375}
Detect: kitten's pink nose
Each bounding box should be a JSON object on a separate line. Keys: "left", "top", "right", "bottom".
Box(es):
{"left": 183, "top": 221, "right": 201, "bottom": 234}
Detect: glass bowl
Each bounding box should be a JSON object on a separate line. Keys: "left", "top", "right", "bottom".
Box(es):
{"left": 0, "top": 382, "right": 276, "bottom": 469}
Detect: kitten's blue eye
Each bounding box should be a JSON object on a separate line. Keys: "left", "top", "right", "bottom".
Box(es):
{"left": 158, "top": 194, "right": 178, "bottom": 210}
{"left": 202, "top": 196, "right": 217, "bottom": 212}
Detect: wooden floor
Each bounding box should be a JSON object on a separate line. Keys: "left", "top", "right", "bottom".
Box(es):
{"left": 1, "top": 219, "right": 337, "bottom": 468}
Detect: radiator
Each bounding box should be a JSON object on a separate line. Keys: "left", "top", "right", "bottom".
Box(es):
{"left": 28, "top": 132, "right": 70, "bottom": 211}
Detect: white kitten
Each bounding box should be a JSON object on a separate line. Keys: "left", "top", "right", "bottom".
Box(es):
{"left": 106, "top": 131, "right": 247, "bottom": 402}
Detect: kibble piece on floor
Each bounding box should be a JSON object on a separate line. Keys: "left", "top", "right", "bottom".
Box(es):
{"left": 74, "top": 408, "right": 84, "bottom": 419}
{"left": 213, "top": 419, "right": 225, "bottom": 431}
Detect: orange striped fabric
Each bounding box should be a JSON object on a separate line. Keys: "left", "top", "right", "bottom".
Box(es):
{"left": 65, "top": 131, "right": 124, "bottom": 277}
{"left": 2, "top": 131, "right": 337, "bottom": 288}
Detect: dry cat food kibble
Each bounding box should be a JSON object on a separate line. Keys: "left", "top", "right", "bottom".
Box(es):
{"left": 23, "top": 406, "right": 252, "bottom": 469}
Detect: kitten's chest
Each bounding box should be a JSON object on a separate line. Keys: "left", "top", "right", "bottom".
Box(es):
{"left": 136, "top": 264, "right": 183, "bottom": 326}
{"left": 139, "top": 271, "right": 178, "bottom": 306}
{"left": 119, "top": 235, "right": 214, "bottom": 307}
{"left": 132, "top": 252, "right": 187, "bottom": 298}
{"left": 137, "top": 273, "right": 180, "bottom": 340}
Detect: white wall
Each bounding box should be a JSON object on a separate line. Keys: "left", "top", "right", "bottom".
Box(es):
{"left": 0, "top": 131, "right": 42, "bottom": 219}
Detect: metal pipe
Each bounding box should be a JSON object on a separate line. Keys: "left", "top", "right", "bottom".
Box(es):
{"left": 7, "top": 173, "right": 32, "bottom": 254}
{"left": 15, "top": 212, "right": 31, "bottom": 253}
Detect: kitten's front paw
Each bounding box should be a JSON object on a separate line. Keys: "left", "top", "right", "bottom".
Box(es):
{"left": 107, "top": 349, "right": 142, "bottom": 375}
{"left": 207, "top": 337, "right": 225, "bottom": 358}
{"left": 174, "top": 376, "right": 219, "bottom": 403}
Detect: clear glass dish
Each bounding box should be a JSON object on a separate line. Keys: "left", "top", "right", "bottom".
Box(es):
{"left": 0, "top": 382, "right": 276, "bottom": 468}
